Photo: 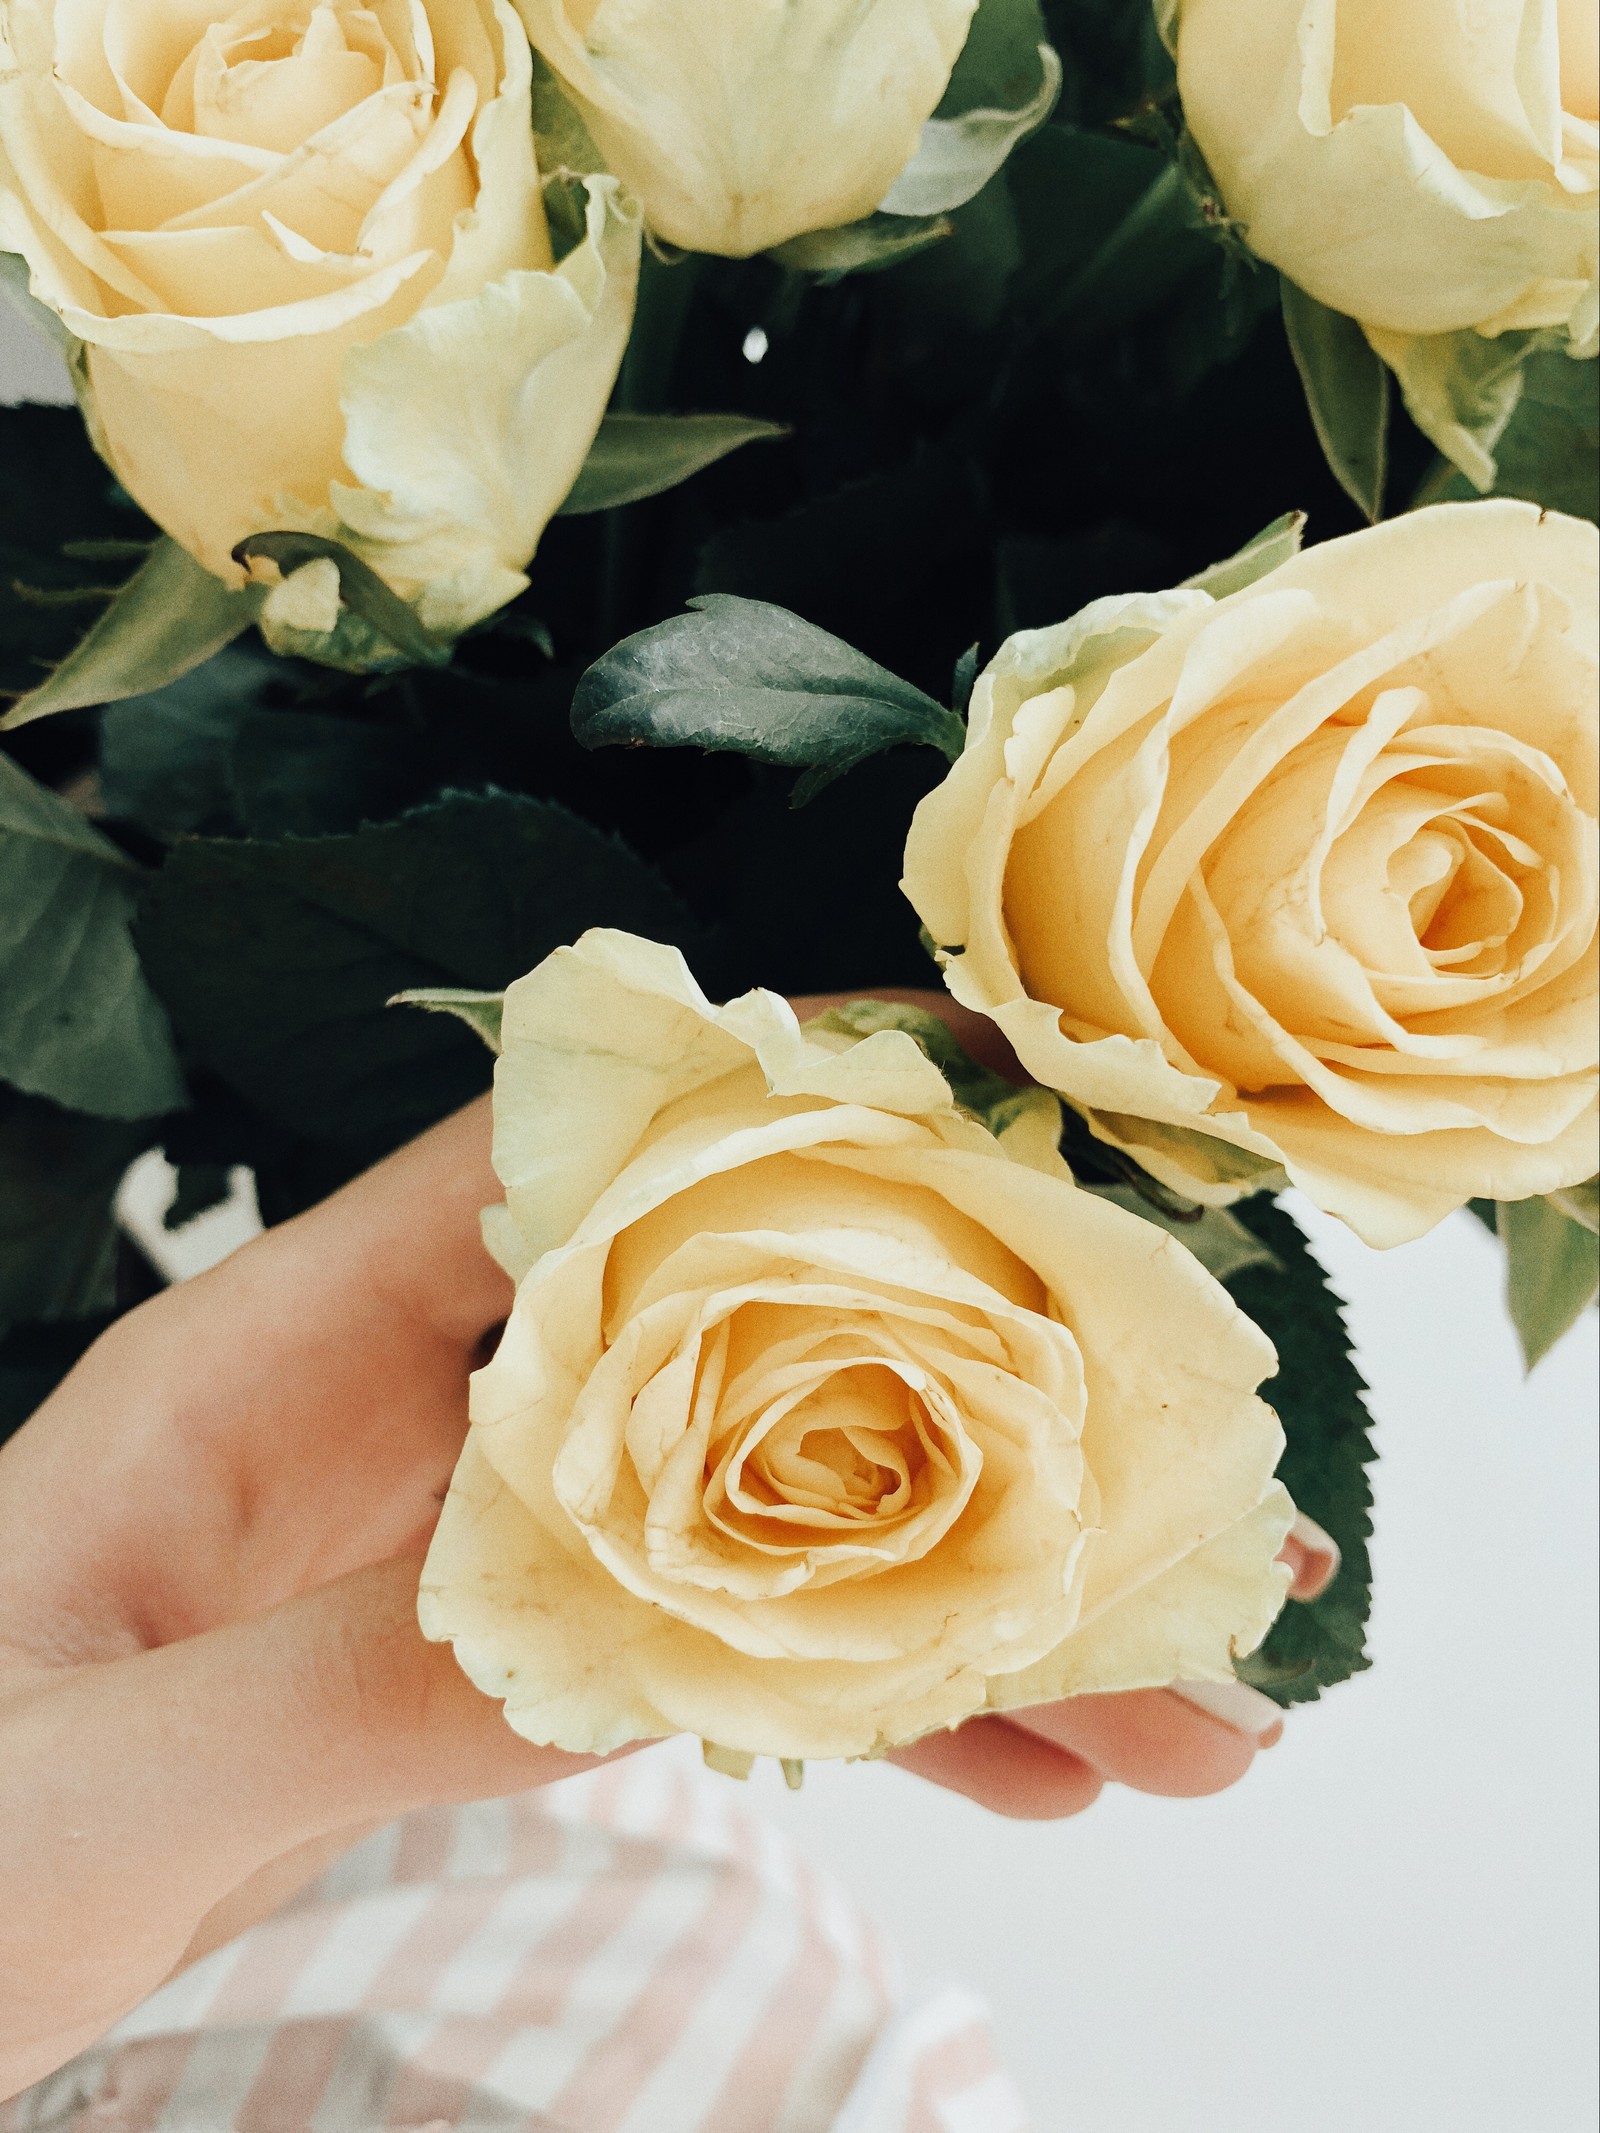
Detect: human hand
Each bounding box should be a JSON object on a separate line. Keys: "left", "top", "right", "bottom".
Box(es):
{"left": 0, "top": 1095, "right": 590, "bottom": 2096}
{"left": 0, "top": 990, "right": 1332, "bottom": 2097}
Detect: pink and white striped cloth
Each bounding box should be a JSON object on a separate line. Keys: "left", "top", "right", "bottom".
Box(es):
{"left": 6, "top": 1749, "right": 1029, "bottom": 2133}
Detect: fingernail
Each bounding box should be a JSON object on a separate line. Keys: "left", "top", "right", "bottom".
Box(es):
{"left": 1284, "top": 1510, "right": 1341, "bottom": 1599}
{"left": 1168, "top": 1678, "right": 1286, "bottom": 1739}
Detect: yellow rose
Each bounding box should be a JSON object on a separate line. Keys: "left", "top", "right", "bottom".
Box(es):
{"left": 0, "top": 0, "right": 640, "bottom": 634}
{"left": 903, "top": 502, "right": 1600, "bottom": 1248}
{"left": 1174, "top": 0, "right": 1598, "bottom": 346}
{"left": 418, "top": 929, "right": 1292, "bottom": 1762}
{"left": 513, "top": 0, "right": 978, "bottom": 258}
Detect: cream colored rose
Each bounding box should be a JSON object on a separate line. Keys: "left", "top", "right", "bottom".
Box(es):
{"left": 903, "top": 502, "right": 1600, "bottom": 1249}
{"left": 1174, "top": 0, "right": 1598, "bottom": 346}
{"left": 418, "top": 929, "right": 1292, "bottom": 1762}
{"left": 513, "top": 0, "right": 977, "bottom": 258}
{"left": 0, "top": 0, "right": 640, "bottom": 634}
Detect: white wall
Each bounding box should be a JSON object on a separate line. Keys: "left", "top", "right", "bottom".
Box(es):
{"left": 6, "top": 304, "right": 1597, "bottom": 2133}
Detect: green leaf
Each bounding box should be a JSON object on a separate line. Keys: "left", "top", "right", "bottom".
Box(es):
{"left": 1376, "top": 323, "right": 1547, "bottom": 492}
{"left": 1014, "top": 131, "right": 1210, "bottom": 341}
{"left": 233, "top": 532, "right": 450, "bottom": 671}
{"left": 571, "top": 594, "right": 965, "bottom": 802}
{"left": 134, "top": 792, "right": 706, "bottom": 1146}
{"left": 2, "top": 537, "right": 261, "bottom": 728}
{"left": 1495, "top": 1192, "right": 1600, "bottom": 1371}
{"left": 942, "top": 0, "right": 1052, "bottom": 112}
{"left": 391, "top": 987, "right": 504, "bottom": 1054}
{"left": 1548, "top": 1177, "right": 1600, "bottom": 1234}
{"left": 1084, "top": 1186, "right": 1282, "bottom": 1284}
{"left": 807, "top": 998, "right": 1018, "bottom": 1122}
{"left": 1183, "top": 511, "right": 1306, "bottom": 600}
{"left": 0, "top": 752, "right": 184, "bottom": 1118}
{"left": 1280, "top": 279, "right": 1389, "bottom": 521}
{"left": 98, "top": 641, "right": 433, "bottom": 842}
{"left": 0, "top": 402, "right": 157, "bottom": 699}
{"left": 98, "top": 643, "right": 281, "bottom": 840}
{"left": 558, "top": 412, "right": 788, "bottom": 516}
{"left": 881, "top": 42, "right": 1061, "bottom": 218}
{"left": 0, "top": 1088, "right": 149, "bottom": 1338}
{"left": 1412, "top": 345, "right": 1599, "bottom": 523}
{"left": 768, "top": 214, "right": 953, "bottom": 281}
{"left": 1224, "top": 1197, "right": 1376, "bottom": 1706}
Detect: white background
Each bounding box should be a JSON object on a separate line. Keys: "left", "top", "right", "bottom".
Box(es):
{"left": 6, "top": 301, "right": 1598, "bottom": 2132}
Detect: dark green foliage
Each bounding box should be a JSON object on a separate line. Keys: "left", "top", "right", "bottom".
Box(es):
{"left": 1421, "top": 346, "right": 1600, "bottom": 524}
{"left": 0, "top": 404, "right": 151, "bottom": 699}
{"left": 941, "top": 0, "right": 1052, "bottom": 116}
{"left": 0, "top": 1090, "right": 152, "bottom": 1337}
{"left": 232, "top": 533, "right": 450, "bottom": 668}
{"left": 572, "top": 594, "right": 963, "bottom": 801}
{"left": 1281, "top": 280, "right": 1390, "bottom": 522}
{"left": 99, "top": 642, "right": 441, "bottom": 841}
{"left": 135, "top": 791, "right": 708, "bottom": 1151}
{"left": 1226, "top": 1197, "right": 1376, "bottom": 1706}
{"left": 0, "top": 751, "right": 183, "bottom": 1118}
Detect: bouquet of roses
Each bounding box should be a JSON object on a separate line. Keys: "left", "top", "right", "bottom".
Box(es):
{"left": 1, "top": 0, "right": 1594, "bottom": 1776}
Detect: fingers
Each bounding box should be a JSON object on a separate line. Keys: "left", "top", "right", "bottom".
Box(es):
{"left": 0, "top": 1554, "right": 608, "bottom": 2093}
{"left": 283, "top": 1093, "right": 508, "bottom": 1349}
{"left": 887, "top": 1717, "right": 1104, "bottom": 1820}
{"left": 0, "top": 1557, "right": 609, "bottom": 1945}
{"left": 1279, "top": 1510, "right": 1342, "bottom": 1601}
{"left": 1006, "top": 1685, "right": 1280, "bottom": 1798}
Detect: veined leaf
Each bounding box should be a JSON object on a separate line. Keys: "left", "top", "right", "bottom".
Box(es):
{"left": 881, "top": 44, "right": 1061, "bottom": 218}
{"left": 0, "top": 1088, "right": 149, "bottom": 1338}
{"left": 1496, "top": 1191, "right": 1600, "bottom": 1371}
{"left": 98, "top": 640, "right": 435, "bottom": 843}
{"left": 0, "top": 401, "right": 156, "bottom": 699}
{"left": 3, "top": 537, "right": 260, "bottom": 728}
{"left": 0, "top": 752, "right": 184, "bottom": 1118}
{"left": 234, "top": 532, "right": 449, "bottom": 671}
{"left": 1281, "top": 279, "right": 1389, "bottom": 522}
{"left": 1413, "top": 344, "right": 1599, "bottom": 523}
{"left": 1183, "top": 511, "right": 1306, "bottom": 600}
{"left": 135, "top": 792, "right": 706, "bottom": 1147}
{"left": 392, "top": 987, "right": 504, "bottom": 1054}
{"left": 1225, "top": 1197, "right": 1376, "bottom": 1706}
{"left": 558, "top": 413, "right": 787, "bottom": 515}
{"left": 768, "top": 215, "right": 953, "bottom": 281}
{"left": 571, "top": 595, "right": 964, "bottom": 803}
{"left": 1084, "top": 1185, "right": 1282, "bottom": 1284}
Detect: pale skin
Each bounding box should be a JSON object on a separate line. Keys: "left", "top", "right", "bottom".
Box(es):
{"left": 0, "top": 992, "right": 1334, "bottom": 2102}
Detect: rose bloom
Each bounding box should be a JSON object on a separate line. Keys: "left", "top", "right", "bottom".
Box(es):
{"left": 903, "top": 503, "right": 1600, "bottom": 1248}
{"left": 419, "top": 929, "right": 1292, "bottom": 1762}
{"left": 513, "top": 0, "right": 977, "bottom": 258}
{"left": 1174, "top": 0, "right": 1598, "bottom": 346}
{"left": 0, "top": 0, "right": 639, "bottom": 633}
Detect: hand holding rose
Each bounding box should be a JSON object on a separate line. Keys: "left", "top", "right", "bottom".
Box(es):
{"left": 0, "top": 1018, "right": 1324, "bottom": 2103}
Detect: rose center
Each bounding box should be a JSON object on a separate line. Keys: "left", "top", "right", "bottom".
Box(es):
{"left": 1390, "top": 814, "right": 1528, "bottom": 971}
{"left": 149, "top": 0, "right": 425, "bottom": 154}
{"left": 724, "top": 1365, "right": 924, "bottom": 1527}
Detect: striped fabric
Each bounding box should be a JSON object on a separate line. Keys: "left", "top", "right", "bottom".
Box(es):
{"left": 6, "top": 1749, "right": 1030, "bottom": 2133}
